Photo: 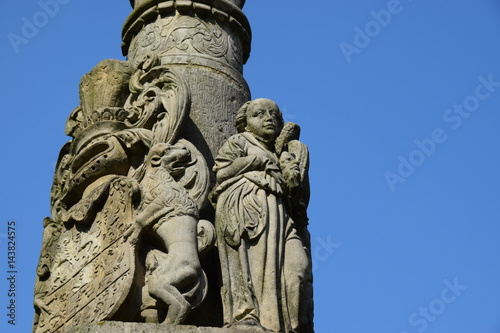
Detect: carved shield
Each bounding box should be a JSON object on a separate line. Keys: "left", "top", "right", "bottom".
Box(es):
{"left": 34, "top": 177, "right": 140, "bottom": 333}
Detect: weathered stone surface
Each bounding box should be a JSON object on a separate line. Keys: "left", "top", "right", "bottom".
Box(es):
{"left": 121, "top": 0, "right": 252, "bottom": 165}
{"left": 211, "top": 99, "right": 312, "bottom": 333}
{"left": 67, "top": 321, "right": 274, "bottom": 333}
{"left": 34, "top": 56, "right": 217, "bottom": 332}
{"left": 34, "top": 1, "right": 313, "bottom": 332}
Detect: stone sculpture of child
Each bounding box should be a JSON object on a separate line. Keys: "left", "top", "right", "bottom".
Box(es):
{"left": 212, "top": 98, "right": 308, "bottom": 332}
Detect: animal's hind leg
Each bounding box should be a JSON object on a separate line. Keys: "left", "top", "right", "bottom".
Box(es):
{"left": 164, "top": 287, "right": 191, "bottom": 324}
{"left": 152, "top": 216, "right": 204, "bottom": 324}
{"left": 148, "top": 279, "right": 191, "bottom": 325}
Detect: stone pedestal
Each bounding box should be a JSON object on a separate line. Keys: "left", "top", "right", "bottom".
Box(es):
{"left": 67, "top": 321, "right": 270, "bottom": 333}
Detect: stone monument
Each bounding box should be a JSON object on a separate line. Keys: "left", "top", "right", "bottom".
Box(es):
{"left": 33, "top": 1, "right": 313, "bottom": 332}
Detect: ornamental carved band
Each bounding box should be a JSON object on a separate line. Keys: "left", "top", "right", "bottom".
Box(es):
{"left": 34, "top": 1, "right": 313, "bottom": 332}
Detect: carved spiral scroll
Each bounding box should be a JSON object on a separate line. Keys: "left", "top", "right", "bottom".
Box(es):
{"left": 125, "top": 57, "right": 190, "bottom": 146}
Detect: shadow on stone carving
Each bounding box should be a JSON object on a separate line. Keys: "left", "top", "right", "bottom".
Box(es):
{"left": 34, "top": 2, "right": 313, "bottom": 332}
{"left": 211, "top": 99, "right": 312, "bottom": 333}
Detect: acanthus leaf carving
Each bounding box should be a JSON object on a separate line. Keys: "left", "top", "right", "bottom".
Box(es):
{"left": 35, "top": 50, "right": 215, "bottom": 332}
{"left": 125, "top": 57, "right": 190, "bottom": 145}
{"left": 128, "top": 13, "right": 243, "bottom": 70}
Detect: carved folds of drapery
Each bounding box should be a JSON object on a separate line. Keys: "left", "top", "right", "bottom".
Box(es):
{"left": 35, "top": 1, "right": 314, "bottom": 332}
{"left": 210, "top": 99, "right": 313, "bottom": 332}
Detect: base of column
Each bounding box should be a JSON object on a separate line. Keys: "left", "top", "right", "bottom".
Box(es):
{"left": 66, "top": 321, "right": 272, "bottom": 333}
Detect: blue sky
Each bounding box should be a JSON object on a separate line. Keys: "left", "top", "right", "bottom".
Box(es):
{"left": 1, "top": 0, "right": 500, "bottom": 332}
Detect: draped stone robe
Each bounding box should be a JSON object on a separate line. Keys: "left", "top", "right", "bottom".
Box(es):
{"left": 212, "top": 132, "right": 308, "bottom": 332}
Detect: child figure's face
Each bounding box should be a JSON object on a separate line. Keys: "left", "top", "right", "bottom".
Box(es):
{"left": 245, "top": 99, "right": 281, "bottom": 143}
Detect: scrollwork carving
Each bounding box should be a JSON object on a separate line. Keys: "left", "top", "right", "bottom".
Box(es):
{"left": 35, "top": 56, "right": 215, "bottom": 332}
{"left": 35, "top": 2, "right": 314, "bottom": 332}
{"left": 128, "top": 14, "right": 243, "bottom": 71}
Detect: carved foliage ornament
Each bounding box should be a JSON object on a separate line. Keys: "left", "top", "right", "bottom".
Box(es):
{"left": 34, "top": 55, "right": 213, "bottom": 332}
{"left": 127, "top": 12, "right": 243, "bottom": 70}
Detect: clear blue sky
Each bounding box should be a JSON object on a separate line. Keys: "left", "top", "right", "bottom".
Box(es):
{"left": 1, "top": 1, "right": 500, "bottom": 332}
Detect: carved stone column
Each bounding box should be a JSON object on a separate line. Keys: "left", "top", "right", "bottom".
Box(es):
{"left": 122, "top": 0, "right": 252, "bottom": 167}
{"left": 34, "top": 1, "right": 314, "bottom": 332}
